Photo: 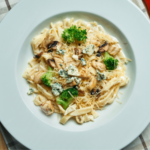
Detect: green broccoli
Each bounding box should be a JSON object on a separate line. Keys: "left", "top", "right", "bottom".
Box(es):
{"left": 41, "top": 66, "right": 53, "bottom": 87}
{"left": 62, "top": 25, "right": 87, "bottom": 44}
{"left": 103, "top": 52, "right": 119, "bottom": 70}
{"left": 56, "top": 88, "right": 78, "bottom": 109}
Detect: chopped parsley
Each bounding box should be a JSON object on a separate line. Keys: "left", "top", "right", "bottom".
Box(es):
{"left": 62, "top": 25, "right": 87, "bottom": 44}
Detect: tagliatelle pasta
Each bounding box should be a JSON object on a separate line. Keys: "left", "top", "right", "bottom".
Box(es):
{"left": 23, "top": 18, "right": 129, "bottom": 125}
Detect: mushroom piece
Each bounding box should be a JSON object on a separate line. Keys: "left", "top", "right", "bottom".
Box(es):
{"left": 98, "top": 42, "right": 109, "bottom": 53}
{"left": 34, "top": 52, "right": 43, "bottom": 59}
{"left": 31, "top": 29, "right": 55, "bottom": 55}
{"left": 33, "top": 71, "right": 44, "bottom": 84}
{"left": 47, "top": 59, "right": 56, "bottom": 68}
{"left": 47, "top": 41, "right": 62, "bottom": 51}
{"left": 54, "top": 57, "right": 65, "bottom": 69}
{"left": 91, "top": 60, "right": 106, "bottom": 72}
{"left": 74, "top": 48, "right": 83, "bottom": 59}
{"left": 41, "top": 101, "right": 55, "bottom": 115}
{"left": 68, "top": 80, "right": 77, "bottom": 87}
{"left": 96, "top": 93, "right": 101, "bottom": 100}
{"left": 78, "top": 90, "right": 85, "bottom": 96}
{"left": 87, "top": 76, "right": 97, "bottom": 91}
{"left": 90, "top": 89, "right": 99, "bottom": 95}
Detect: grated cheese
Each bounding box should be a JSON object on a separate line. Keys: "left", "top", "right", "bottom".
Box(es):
{"left": 68, "top": 91, "right": 74, "bottom": 98}
{"left": 116, "top": 100, "right": 122, "bottom": 104}
{"left": 24, "top": 18, "right": 129, "bottom": 125}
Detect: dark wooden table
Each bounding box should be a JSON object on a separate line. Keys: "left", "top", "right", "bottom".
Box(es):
{"left": 0, "top": 131, "right": 8, "bottom": 150}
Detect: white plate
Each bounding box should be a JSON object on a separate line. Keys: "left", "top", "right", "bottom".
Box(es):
{"left": 0, "top": 0, "right": 150, "bottom": 149}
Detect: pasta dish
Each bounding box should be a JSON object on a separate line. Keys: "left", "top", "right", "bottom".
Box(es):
{"left": 23, "top": 18, "right": 129, "bottom": 124}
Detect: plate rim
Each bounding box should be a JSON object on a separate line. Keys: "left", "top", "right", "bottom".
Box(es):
{"left": 0, "top": 0, "right": 150, "bottom": 149}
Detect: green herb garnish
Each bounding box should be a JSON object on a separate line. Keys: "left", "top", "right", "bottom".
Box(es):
{"left": 56, "top": 88, "right": 78, "bottom": 109}
{"left": 41, "top": 66, "right": 53, "bottom": 87}
{"left": 103, "top": 52, "right": 118, "bottom": 70}
{"left": 62, "top": 25, "right": 87, "bottom": 44}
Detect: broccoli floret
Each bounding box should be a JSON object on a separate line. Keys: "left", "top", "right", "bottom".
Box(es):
{"left": 103, "top": 52, "right": 118, "bottom": 70}
{"left": 62, "top": 25, "right": 87, "bottom": 44}
{"left": 41, "top": 66, "right": 53, "bottom": 87}
{"left": 56, "top": 88, "right": 78, "bottom": 109}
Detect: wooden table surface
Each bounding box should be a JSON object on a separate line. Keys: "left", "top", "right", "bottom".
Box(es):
{"left": 0, "top": 131, "right": 8, "bottom": 150}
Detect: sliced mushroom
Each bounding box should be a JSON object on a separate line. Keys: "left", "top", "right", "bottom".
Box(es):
{"left": 34, "top": 52, "right": 43, "bottom": 59}
{"left": 47, "top": 41, "right": 62, "bottom": 51}
{"left": 74, "top": 48, "right": 83, "bottom": 59}
{"left": 90, "top": 89, "right": 100, "bottom": 98}
{"left": 92, "top": 60, "right": 106, "bottom": 72}
{"left": 31, "top": 29, "right": 54, "bottom": 55}
{"left": 54, "top": 57, "right": 65, "bottom": 69}
{"left": 96, "top": 93, "right": 101, "bottom": 100}
{"left": 47, "top": 59, "right": 56, "bottom": 68}
{"left": 33, "top": 71, "right": 44, "bottom": 84}
{"left": 41, "top": 101, "right": 54, "bottom": 115}
{"left": 78, "top": 90, "right": 85, "bottom": 96}
{"left": 87, "top": 76, "right": 97, "bottom": 91}
{"left": 99, "top": 42, "right": 109, "bottom": 52}
{"left": 68, "top": 80, "right": 77, "bottom": 87}
{"left": 90, "top": 89, "right": 99, "bottom": 95}
{"left": 48, "top": 41, "right": 58, "bottom": 49}
{"left": 100, "top": 41, "right": 107, "bottom": 47}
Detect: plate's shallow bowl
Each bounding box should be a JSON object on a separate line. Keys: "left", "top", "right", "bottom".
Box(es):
{"left": 0, "top": 0, "right": 150, "bottom": 149}
{"left": 17, "top": 11, "right": 136, "bottom": 132}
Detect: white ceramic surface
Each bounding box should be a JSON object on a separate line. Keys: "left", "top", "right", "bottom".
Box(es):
{"left": 17, "top": 11, "right": 135, "bottom": 132}
{"left": 0, "top": 0, "right": 150, "bottom": 149}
